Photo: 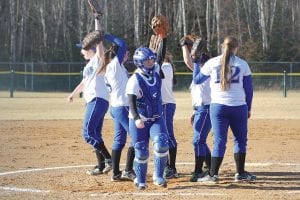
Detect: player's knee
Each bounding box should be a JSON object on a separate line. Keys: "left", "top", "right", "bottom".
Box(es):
{"left": 112, "top": 142, "right": 125, "bottom": 151}
{"left": 134, "top": 141, "right": 149, "bottom": 161}
{"left": 153, "top": 134, "right": 169, "bottom": 155}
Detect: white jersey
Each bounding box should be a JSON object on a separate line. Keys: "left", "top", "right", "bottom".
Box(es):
{"left": 201, "top": 54, "right": 251, "bottom": 106}
{"left": 161, "top": 62, "right": 176, "bottom": 104}
{"left": 190, "top": 78, "right": 211, "bottom": 107}
{"left": 126, "top": 64, "right": 160, "bottom": 119}
{"left": 104, "top": 57, "right": 129, "bottom": 107}
{"left": 82, "top": 55, "right": 109, "bottom": 103}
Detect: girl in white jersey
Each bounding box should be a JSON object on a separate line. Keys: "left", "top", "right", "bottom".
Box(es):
{"left": 99, "top": 34, "right": 135, "bottom": 182}
{"left": 180, "top": 36, "right": 212, "bottom": 182}
{"left": 68, "top": 18, "right": 112, "bottom": 176}
{"left": 195, "top": 36, "right": 256, "bottom": 183}
{"left": 160, "top": 53, "right": 178, "bottom": 179}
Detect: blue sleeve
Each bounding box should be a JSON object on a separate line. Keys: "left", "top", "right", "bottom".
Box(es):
{"left": 104, "top": 34, "right": 127, "bottom": 63}
{"left": 243, "top": 75, "right": 253, "bottom": 111}
{"left": 193, "top": 62, "right": 209, "bottom": 84}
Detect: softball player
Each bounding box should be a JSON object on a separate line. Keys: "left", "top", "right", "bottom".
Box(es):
{"left": 195, "top": 36, "right": 256, "bottom": 183}
{"left": 102, "top": 34, "right": 135, "bottom": 182}
{"left": 180, "top": 37, "right": 212, "bottom": 182}
{"left": 126, "top": 47, "right": 169, "bottom": 190}
{"left": 68, "top": 33, "right": 112, "bottom": 175}
{"left": 160, "top": 53, "right": 178, "bottom": 179}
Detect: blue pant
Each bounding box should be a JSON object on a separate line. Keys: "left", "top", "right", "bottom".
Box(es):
{"left": 163, "top": 103, "right": 177, "bottom": 149}
{"left": 192, "top": 105, "right": 212, "bottom": 157}
{"left": 210, "top": 103, "right": 248, "bottom": 157}
{"left": 129, "top": 117, "right": 169, "bottom": 184}
{"left": 82, "top": 97, "right": 109, "bottom": 148}
{"left": 110, "top": 106, "right": 133, "bottom": 150}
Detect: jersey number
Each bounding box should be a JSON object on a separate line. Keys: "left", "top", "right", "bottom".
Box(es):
{"left": 215, "top": 66, "right": 240, "bottom": 84}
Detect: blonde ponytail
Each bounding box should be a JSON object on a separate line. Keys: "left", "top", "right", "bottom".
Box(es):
{"left": 220, "top": 36, "right": 238, "bottom": 91}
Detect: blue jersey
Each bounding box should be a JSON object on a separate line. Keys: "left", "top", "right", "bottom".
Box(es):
{"left": 126, "top": 70, "right": 163, "bottom": 120}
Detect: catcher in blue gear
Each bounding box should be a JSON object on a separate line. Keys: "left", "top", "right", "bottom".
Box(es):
{"left": 126, "top": 47, "right": 169, "bottom": 190}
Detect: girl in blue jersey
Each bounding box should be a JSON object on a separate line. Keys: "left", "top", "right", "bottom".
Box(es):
{"left": 195, "top": 36, "right": 256, "bottom": 183}
{"left": 126, "top": 47, "right": 169, "bottom": 190}
{"left": 99, "top": 34, "right": 135, "bottom": 182}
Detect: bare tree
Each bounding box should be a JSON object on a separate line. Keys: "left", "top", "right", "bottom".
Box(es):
{"left": 206, "top": 0, "right": 212, "bottom": 52}
{"left": 214, "top": 0, "right": 220, "bottom": 54}
{"left": 181, "top": 0, "right": 187, "bottom": 35}
{"left": 10, "top": 0, "right": 16, "bottom": 62}
{"left": 134, "top": 0, "right": 142, "bottom": 47}
{"left": 242, "top": 0, "right": 253, "bottom": 40}
{"left": 257, "top": 0, "right": 277, "bottom": 52}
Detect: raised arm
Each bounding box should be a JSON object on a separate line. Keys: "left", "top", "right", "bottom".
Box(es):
{"left": 192, "top": 62, "right": 209, "bottom": 84}
{"left": 104, "top": 34, "right": 127, "bottom": 63}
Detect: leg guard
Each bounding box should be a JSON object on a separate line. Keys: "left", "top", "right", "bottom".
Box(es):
{"left": 134, "top": 141, "right": 149, "bottom": 184}
{"left": 153, "top": 134, "right": 169, "bottom": 179}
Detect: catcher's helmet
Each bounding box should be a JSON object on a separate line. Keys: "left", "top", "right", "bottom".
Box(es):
{"left": 133, "top": 47, "right": 157, "bottom": 75}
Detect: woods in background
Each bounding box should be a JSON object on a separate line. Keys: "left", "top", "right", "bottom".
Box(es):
{"left": 2, "top": 0, "right": 300, "bottom": 63}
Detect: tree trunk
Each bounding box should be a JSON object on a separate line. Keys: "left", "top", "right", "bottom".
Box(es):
{"left": 181, "top": 0, "right": 187, "bottom": 35}
{"left": 257, "top": 0, "right": 268, "bottom": 52}
{"left": 242, "top": 0, "right": 253, "bottom": 40}
{"left": 206, "top": 0, "right": 212, "bottom": 52}
{"left": 235, "top": 0, "right": 242, "bottom": 46}
{"left": 214, "top": 0, "right": 220, "bottom": 54}
{"left": 10, "top": 0, "right": 16, "bottom": 62}
{"left": 134, "top": 0, "right": 142, "bottom": 47}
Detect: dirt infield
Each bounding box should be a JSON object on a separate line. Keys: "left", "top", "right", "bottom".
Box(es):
{"left": 0, "top": 91, "right": 300, "bottom": 199}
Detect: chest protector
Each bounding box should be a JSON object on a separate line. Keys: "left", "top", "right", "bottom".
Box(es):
{"left": 135, "top": 73, "right": 162, "bottom": 119}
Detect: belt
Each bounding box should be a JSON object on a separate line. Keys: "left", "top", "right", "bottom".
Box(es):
{"left": 142, "top": 115, "right": 161, "bottom": 122}
{"left": 193, "top": 104, "right": 210, "bottom": 111}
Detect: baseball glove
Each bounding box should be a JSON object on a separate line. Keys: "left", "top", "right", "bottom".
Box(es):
{"left": 87, "top": 0, "right": 103, "bottom": 17}
{"left": 151, "top": 15, "right": 169, "bottom": 38}
{"left": 191, "top": 37, "right": 209, "bottom": 64}
{"left": 82, "top": 30, "right": 103, "bottom": 50}
{"left": 179, "top": 34, "right": 198, "bottom": 51}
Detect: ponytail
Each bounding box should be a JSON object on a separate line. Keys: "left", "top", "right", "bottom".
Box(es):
{"left": 97, "top": 46, "right": 116, "bottom": 75}
{"left": 220, "top": 36, "right": 238, "bottom": 91}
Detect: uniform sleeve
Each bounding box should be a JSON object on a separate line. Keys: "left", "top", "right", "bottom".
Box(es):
{"left": 104, "top": 34, "right": 127, "bottom": 64}
{"left": 128, "top": 94, "right": 140, "bottom": 120}
{"left": 161, "top": 63, "right": 173, "bottom": 80}
{"left": 243, "top": 75, "right": 253, "bottom": 111}
{"left": 126, "top": 74, "right": 141, "bottom": 98}
{"left": 193, "top": 62, "right": 209, "bottom": 84}
{"left": 243, "top": 61, "right": 252, "bottom": 76}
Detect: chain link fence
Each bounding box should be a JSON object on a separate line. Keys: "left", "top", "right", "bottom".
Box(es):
{"left": 0, "top": 61, "right": 299, "bottom": 96}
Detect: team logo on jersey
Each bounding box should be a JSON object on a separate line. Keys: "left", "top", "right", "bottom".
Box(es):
{"left": 152, "top": 92, "right": 157, "bottom": 98}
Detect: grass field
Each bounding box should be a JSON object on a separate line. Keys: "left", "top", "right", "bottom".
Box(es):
{"left": 0, "top": 90, "right": 299, "bottom": 120}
